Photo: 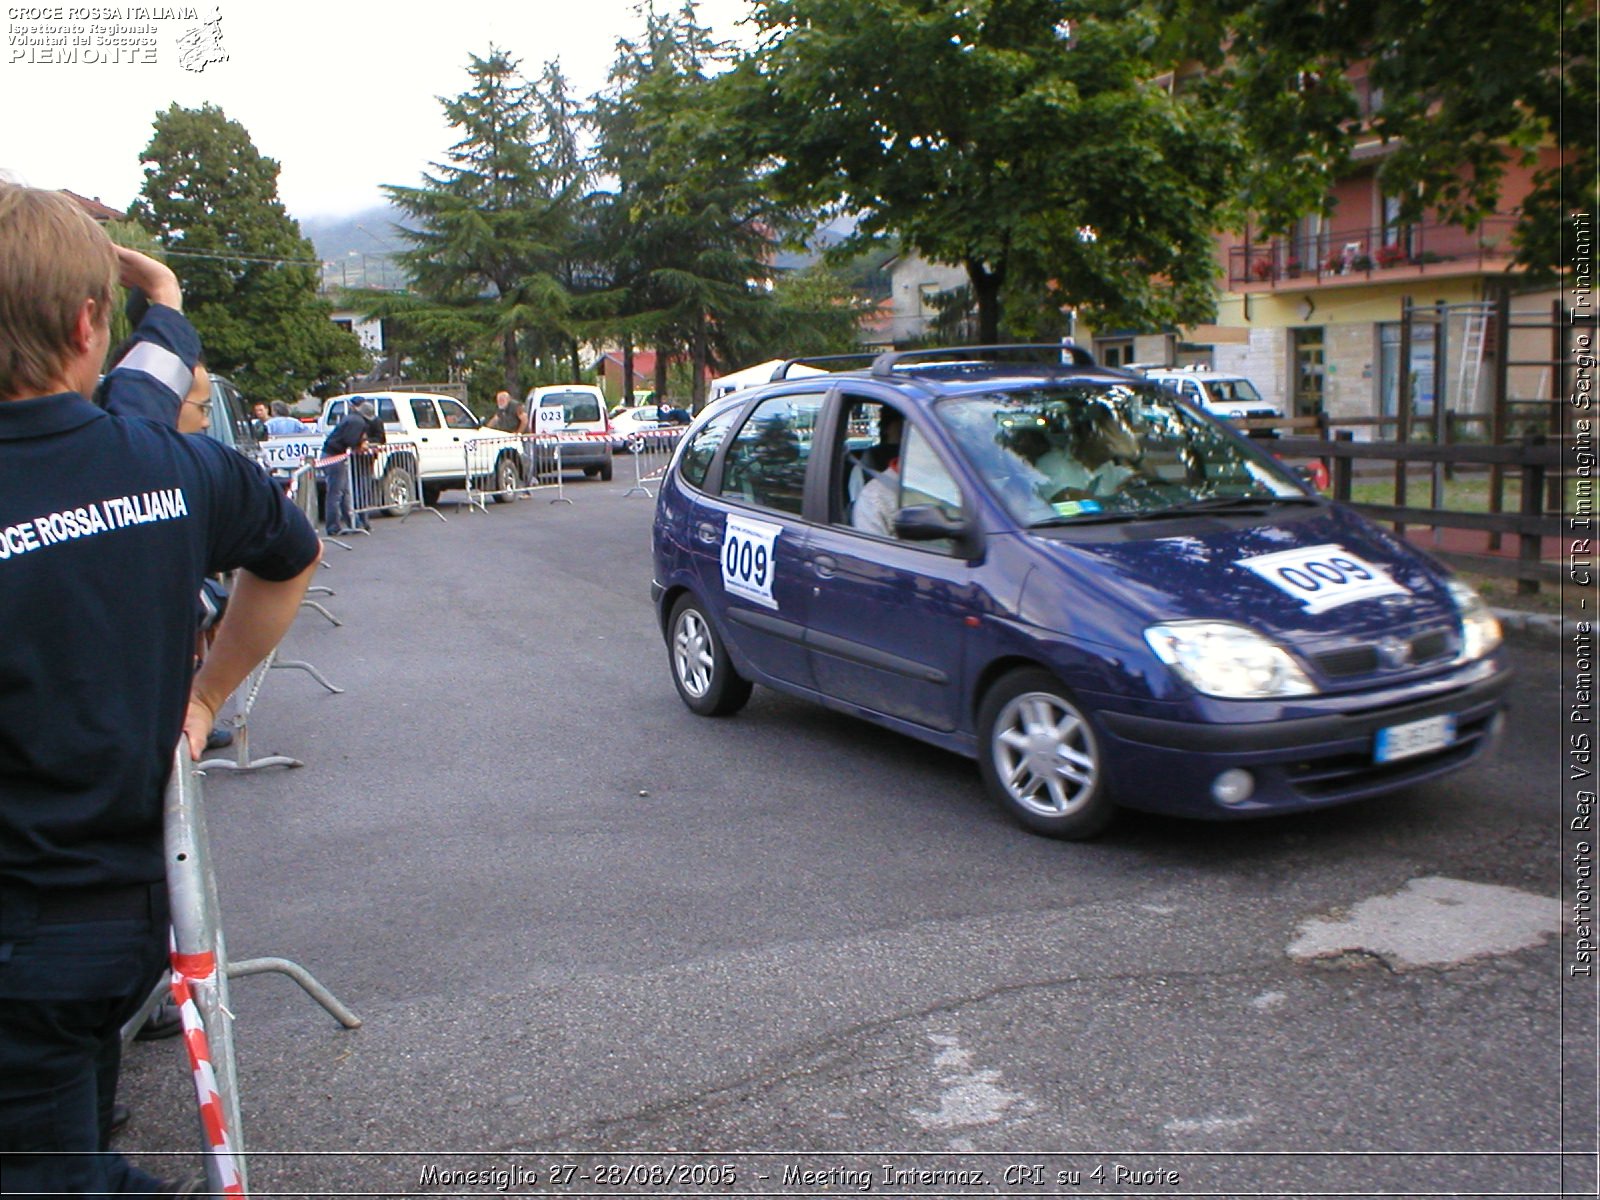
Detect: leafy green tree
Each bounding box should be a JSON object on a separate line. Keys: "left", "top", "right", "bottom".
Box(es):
{"left": 384, "top": 48, "right": 584, "bottom": 396}
{"left": 1156, "top": 0, "right": 1595, "bottom": 274}
{"left": 131, "top": 103, "right": 366, "bottom": 401}
{"left": 733, "top": 0, "right": 1241, "bottom": 341}
{"left": 724, "top": 263, "right": 876, "bottom": 364}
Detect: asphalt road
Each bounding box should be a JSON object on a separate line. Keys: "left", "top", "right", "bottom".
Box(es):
{"left": 118, "top": 478, "right": 1593, "bottom": 1199}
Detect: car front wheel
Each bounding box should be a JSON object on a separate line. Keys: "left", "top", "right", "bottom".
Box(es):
{"left": 977, "top": 668, "right": 1113, "bottom": 839}
{"left": 378, "top": 464, "right": 416, "bottom": 518}
{"left": 668, "top": 595, "right": 752, "bottom": 717}
{"left": 492, "top": 454, "right": 520, "bottom": 502}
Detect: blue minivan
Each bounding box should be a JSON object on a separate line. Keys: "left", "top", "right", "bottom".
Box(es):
{"left": 650, "top": 346, "right": 1511, "bottom": 838}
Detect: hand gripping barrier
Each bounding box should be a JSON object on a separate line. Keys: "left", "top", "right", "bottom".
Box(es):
{"left": 622, "top": 426, "right": 688, "bottom": 498}
{"left": 147, "top": 743, "right": 362, "bottom": 1196}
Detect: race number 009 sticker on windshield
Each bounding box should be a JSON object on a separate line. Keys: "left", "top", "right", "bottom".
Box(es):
{"left": 1238, "top": 543, "right": 1410, "bottom": 614}
{"left": 722, "top": 515, "right": 782, "bottom": 610}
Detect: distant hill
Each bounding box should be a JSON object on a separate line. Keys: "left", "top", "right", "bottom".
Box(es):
{"left": 301, "top": 205, "right": 408, "bottom": 292}
{"left": 300, "top": 207, "right": 879, "bottom": 293}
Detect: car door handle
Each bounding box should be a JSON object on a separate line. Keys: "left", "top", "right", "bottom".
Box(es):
{"left": 811, "top": 554, "right": 836, "bottom": 578}
{"left": 695, "top": 521, "right": 719, "bottom": 544}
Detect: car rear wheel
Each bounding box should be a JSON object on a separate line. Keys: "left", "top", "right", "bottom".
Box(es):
{"left": 668, "top": 595, "right": 751, "bottom": 717}
{"left": 977, "top": 668, "right": 1113, "bottom": 839}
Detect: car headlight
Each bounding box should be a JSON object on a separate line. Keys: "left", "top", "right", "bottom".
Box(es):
{"left": 1145, "top": 621, "right": 1317, "bottom": 699}
{"left": 1447, "top": 579, "right": 1502, "bottom": 662}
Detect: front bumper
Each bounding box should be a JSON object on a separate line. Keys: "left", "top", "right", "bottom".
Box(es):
{"left": 1094, "top": 659, "right": 1513, "bottom": 818}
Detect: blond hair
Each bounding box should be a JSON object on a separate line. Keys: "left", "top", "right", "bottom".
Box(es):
{"left": 0, "top": 184, "right": 118, "bottom": 400}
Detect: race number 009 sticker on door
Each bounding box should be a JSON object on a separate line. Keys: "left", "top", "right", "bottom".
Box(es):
{"left": 722, "top": 515, "right": 782, "bottom": 610}
{"left": 1238, "top": 543, "right": 1410, "bottom": 614}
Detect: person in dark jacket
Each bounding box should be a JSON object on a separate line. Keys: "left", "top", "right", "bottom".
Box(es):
{"left": 320, "top": 407, "right": 369, "bottom": 535}
{"left": 0, "top": 184, "right": 321, "bottom": 1197}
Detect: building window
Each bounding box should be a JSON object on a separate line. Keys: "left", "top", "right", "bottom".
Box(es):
{"left": 1377, "top": 322, "right": 1438, "bottom": 424}
{"left": 1096, "top": 339, "right": 1134, "bottom": 368}
{"left": 1381, "top": 194, "right": 1413, "bottom": 260}
{"left": 1292, "top": 327, "right": 1325, "bottom": 419}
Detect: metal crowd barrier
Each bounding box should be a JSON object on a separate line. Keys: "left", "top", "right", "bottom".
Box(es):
{"left": 347, "top": 439, "right": 440, "bottom": 527}
{"left": 125, "top": 744, "right": 362, "bottom": 1196}
{"left": 282, "top": 462, "right": 340, "bottom": 621}
{"left": 198, "top": 646, "right": 343, "bottom": 774}
{"left": 188, "top": 465, "right": 344, "bottom": 775}
{"left": 461, "top": 434, "right": 594, "bottom": 509}
{"left": 622, "top": 426, "right": 688, "bottom": 498}
{"left": 460, "top": 433, "right": 537, "bottom": 511}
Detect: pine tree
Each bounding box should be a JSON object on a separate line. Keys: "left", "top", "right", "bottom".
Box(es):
{"left": 384, "top": 48, "right": 582, "bottom": 397}
{"left": 594, "top": 4, "right": 802, "bottom": 406}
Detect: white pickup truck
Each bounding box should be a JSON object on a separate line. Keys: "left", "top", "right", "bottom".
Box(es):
{"left": 258, "top": 391, "right": 525, "bottom": 511}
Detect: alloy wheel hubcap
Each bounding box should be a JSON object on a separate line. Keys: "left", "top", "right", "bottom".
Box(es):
{"left": 673, "top": 612, "right": 714, "bottom": 697}
{"left": 993, "top": 692, "right": 1097, "bottom": 816}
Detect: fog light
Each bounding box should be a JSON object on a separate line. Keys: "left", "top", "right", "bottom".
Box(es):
{"left": 1212, "top": 769, "right": 1256, "bottom": 806}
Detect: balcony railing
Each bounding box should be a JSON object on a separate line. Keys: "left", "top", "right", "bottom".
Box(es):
{"left": 1227, "top": 215, "right": 1520, "bottom": 290}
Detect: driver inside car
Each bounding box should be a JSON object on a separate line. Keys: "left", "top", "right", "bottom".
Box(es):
{"left": 1035, "top": 403, "right": 1142, "bottom": 500}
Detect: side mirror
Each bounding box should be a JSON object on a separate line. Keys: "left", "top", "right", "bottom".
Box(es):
{"left": 894, "top": 505, "right": 982, "bottom": 557}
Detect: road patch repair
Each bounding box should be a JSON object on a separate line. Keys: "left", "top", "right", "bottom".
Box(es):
{"left": 1288, "top": 875, "right": 1562, "bottom": 970}
{"left": 910, "top": 1033, "right": 1037, "bottom": 1135}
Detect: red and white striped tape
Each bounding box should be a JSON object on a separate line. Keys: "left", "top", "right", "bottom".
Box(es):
{"left": 170, "top": 948, "right": 247, "bottom": 1198}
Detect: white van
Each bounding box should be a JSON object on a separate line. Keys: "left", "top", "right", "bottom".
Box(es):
{"left": 526, "top": 384, "right": 614, "bottom": 480}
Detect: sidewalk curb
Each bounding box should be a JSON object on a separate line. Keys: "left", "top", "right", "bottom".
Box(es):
{"left": 1492, "top": 607, "right": 1571, "bottom": 647}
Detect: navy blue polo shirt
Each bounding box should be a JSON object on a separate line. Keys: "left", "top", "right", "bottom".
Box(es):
{"left": 0, "top": 371, "right": 319, "bottom": 891}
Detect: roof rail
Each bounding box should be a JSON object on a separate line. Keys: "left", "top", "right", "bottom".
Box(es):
{"left": 869, "top": 342, "right": 1097, "bottom": 377}
{"left": 770, "top": 352, "right": 878, "bottom": 382}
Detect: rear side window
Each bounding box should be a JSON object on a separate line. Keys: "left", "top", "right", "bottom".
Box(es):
{"left": 719, "top": 393, "right": 824, "bottom": 515}
{"left": 378, "top": 398, "right": 399, "bottom": 423}
{"left": 678, "top": 406, "right": 741, "bottom": 489}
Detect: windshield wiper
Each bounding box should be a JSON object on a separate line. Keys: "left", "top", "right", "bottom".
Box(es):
{"left": 1029, "top": 493, "right": 1319, "bottom": 528}
{"left": 1160, "top": 493, "right": 1322, "bottom": 514}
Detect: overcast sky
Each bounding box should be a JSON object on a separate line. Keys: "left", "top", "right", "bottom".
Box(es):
{"left": 2, "top": 0, "right": 753, "bottom": 219}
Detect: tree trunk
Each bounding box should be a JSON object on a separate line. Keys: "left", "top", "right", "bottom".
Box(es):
{"left": 690, "top": 312, "right": 709, "bottom": 410}
{"left": 654, "top": 344, "right": 670, "bottom": 404}
{"left": 966, "top": 257, "right": 1004, "bottom": 344}
{"left": 502, "top": 329, "right": 519, "bottom": 397}
{"left": 622, "top": 336, "right": 635, "bottom": 405}
{"left": 569, "top": 337, "right": 580, "bottom": 382}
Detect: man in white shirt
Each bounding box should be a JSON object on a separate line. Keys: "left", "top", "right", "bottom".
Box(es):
{"left": 851, "top": 407, "right": 904, "bottom": 537}
{"left": 1036, "top": 404, "right": 1141, "bottom": 499}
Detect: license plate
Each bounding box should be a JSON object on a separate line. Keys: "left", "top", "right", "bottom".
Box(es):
{"left": 1374, "top": 714, "right": 1456, "bottom": 763}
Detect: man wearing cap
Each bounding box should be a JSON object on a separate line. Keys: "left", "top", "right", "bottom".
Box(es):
{"left": 320, "top": 403, "right": 369, "bottom": 535}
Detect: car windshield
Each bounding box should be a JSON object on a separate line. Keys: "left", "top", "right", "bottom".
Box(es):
{"left": 1208, "top": 378, "right": 1263, "bottom": 404}
{"left": 933, "top": 382, "right": 1307, "bottom": 528}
